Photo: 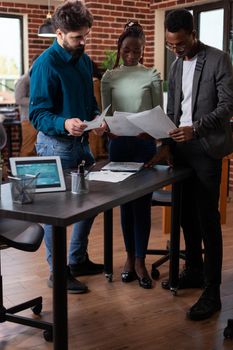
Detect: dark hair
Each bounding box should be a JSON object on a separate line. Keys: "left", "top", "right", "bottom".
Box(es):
{"left": 113, "top": 20, "right": 145, "bottom": 69}
{"left": 165, "top": 9, "right": 194, "bottom": 34}
{"left": 52, "top": 0, "right": 93, "bottom": 33}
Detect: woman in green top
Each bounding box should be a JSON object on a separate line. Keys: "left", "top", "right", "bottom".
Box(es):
{"left": 101, "top": 21, "right": 163, "bottom": 289}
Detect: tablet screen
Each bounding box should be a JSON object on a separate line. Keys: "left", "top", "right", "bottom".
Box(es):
{"left": 10, "top": 156, "right": 66, "bottom": 192}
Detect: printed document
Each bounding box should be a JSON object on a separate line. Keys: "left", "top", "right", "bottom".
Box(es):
{"left": 126, "top": 105, "right": 176, "bottom": 139}
{"left": 105, "top": 111, "right": 143, "bottom": 136}
{"left": 87, "top": 171, "right": 134, "bottom": 183}
{"left": 84, "top": 105, "right": 110, "bottom": 131}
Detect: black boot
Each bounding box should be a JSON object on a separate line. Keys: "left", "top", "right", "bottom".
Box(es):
{"left": 69, "top": 253, "right": 104, "bottom": 277}
{"left": 161, "top": 266, "right": 204, "bottom": 290}
{"left": 187, "top": 285, "right": 221, "bottom": 321}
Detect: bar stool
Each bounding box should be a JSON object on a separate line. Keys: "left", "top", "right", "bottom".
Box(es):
{"left": 147, "top": 188, "right": 186, "bottom": 279}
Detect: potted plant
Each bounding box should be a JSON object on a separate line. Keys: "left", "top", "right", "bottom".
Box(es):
{"left": 100, "top": 50, "right": 118, "bottom": 71}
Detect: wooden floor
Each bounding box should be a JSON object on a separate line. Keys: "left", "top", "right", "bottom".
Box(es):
{"left": 1, "top": 197, "right": 233, "bottom": 350}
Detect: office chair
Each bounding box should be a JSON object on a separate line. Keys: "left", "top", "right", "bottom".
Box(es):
{"left": 147, "top": 188, "right": 186, "bottom": 279}
{"left": 0, "top": 218, "right": 53, "bottom": 342}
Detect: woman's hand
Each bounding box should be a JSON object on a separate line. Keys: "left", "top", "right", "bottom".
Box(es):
{"left": 92, "top": 121, "right": 108, "bottom": 136}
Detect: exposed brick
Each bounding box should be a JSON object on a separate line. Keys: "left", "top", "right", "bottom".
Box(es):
{"left": 110, "top": 0, "right": 123, "bottom": 4}
{"left": 124, "top": 1, "right": 135, "bottom": 5}
{"left": 88, "top": 3, "right": 103, "bottom": 9}
{"left": 102, "top": 4, "right": 115, "bottom": 10}
{"left": 27, "top": 4, "right": 40, "bottom": 9}
{"left": 14, "top": 3, "right": 26, "bottom": 8}
{"left": 94, "top": 15, "right": 104, "bottom": 21}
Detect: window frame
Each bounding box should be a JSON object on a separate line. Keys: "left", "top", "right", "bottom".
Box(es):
{"left": 0, "top": 13, "right": 24, "bottom": 76}
{"left": 191, "top": 1, "right": 228, "bottom": 52}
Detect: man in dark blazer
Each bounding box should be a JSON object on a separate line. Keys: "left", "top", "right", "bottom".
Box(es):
{"left": 147, "top": 9, "right": 233, "bottom": 321}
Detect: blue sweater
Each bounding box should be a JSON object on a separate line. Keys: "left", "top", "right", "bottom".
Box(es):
{"left": 29, "top": 39, "right": 99, "bottom": 136}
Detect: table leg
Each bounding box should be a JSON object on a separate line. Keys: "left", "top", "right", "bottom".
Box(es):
{"left": 104, "top": 209, "right": 113, "bottom": 282}
{"left": 52, "top": 226, "right": 68, "bottom": 350}
{"left": 169, "top": 182, "right": 182, "bottom": 295}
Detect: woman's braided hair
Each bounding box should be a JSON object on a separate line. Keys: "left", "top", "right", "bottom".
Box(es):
{"left": 113, "top": 20, "right": 145, "bottom": 69}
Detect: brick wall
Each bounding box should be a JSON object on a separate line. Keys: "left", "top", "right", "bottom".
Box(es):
{"left": 85, "top": 0, "right": 154, "bottom": 67}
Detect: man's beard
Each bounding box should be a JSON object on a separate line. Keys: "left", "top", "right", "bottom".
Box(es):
{"left": 63, "top": 41, "right": 85, "bottom": 59}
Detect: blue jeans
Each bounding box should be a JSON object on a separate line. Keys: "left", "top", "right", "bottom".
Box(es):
{"left": 36, "top": 132, "right": 95, "bottom": 271}
{"left": 109, "top": 136, "right": 156, "bottom": 258}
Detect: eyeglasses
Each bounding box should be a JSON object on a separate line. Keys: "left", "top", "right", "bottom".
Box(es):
{"left": 165, "top": 42, "right": 186, "bottom": 52}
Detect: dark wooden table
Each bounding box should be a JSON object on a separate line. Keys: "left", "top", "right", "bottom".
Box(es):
{"left": 0, "top": 165, "right": 192, "bottom": 350}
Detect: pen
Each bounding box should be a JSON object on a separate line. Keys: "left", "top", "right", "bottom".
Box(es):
{"left": 8, "top": 175, "right": 21, "bottom": 180}
{"left": 79, "top": 160, "right": 85, "bottom": 174}
{"left": 84, "top": 163, "right": 96, "bottom": 177}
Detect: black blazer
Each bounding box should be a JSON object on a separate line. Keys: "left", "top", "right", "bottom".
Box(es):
{"left": 167, "top": 41, "right": 233, "bottom": 159}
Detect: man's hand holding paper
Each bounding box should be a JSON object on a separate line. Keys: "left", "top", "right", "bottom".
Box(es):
{"left": 126, "top": 105, "right": 176, "bottom": 139}
{"left": 64, "top": 118, "right": 87, "bottom": 136}
{"left": 84, "top": 105, "right": 110, "bottom": 132}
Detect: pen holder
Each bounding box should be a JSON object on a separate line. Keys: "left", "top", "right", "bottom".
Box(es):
{"left": 71, "top": 172, "right": 89, "bottom": 194}
{"left": 10, "top": 175, "right": 36, "bottom": 204}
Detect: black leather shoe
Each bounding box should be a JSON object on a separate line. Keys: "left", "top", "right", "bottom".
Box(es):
{"left": 187, "top": 286, "right": 221, "bottom": 321}
{"left": 48, "top": 267, "right": 88, "bottom": 294}
{"left": 161, "top": 267, "right": 204, "bottom": 290}
{"left": 69, "top": 253, "right": 104, "bottom": 277}
{"left": 138, "top": 276, "right": 153, "bottom": 289}
{"left": 121, "top": 271, "right": 137, "bottom": 283}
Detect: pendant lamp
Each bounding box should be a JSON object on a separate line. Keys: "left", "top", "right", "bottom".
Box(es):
{"left": 38, "top": 0, "right": 56, "bottom": 38}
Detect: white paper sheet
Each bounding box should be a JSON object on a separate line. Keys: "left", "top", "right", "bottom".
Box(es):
{"left": 126, "top": 105, "right": 176, "bottom": 139}
{"left": 84, "top": 105, "right": 111, "bottom": 131}
{"left": 105, "top": 111, "right": 143, "bottom": 136}
{"left": 87, "top": 171, "right": 134, "bottom": 182}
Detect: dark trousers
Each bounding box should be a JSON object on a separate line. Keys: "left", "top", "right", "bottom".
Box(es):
{"left": 173, "top": 140, "right": 222, "bottom": 286}
{"left": 109, "top": 136, "right": 156, "bottom": 258}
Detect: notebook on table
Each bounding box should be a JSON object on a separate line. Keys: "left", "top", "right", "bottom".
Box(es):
{"left": 101, "top": 162, "right": 144, "bottom": 172}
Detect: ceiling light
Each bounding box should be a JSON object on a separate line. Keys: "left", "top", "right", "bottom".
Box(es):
{"left": 38, "top": 0, "right": 56, "bottom": 38}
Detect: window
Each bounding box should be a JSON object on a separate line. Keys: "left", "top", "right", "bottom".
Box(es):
{"left": 199, "top": 9, "right": 224, "bottom": 50}
{"left": 0, "top": 14, "right": 24, "bottom": 104}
